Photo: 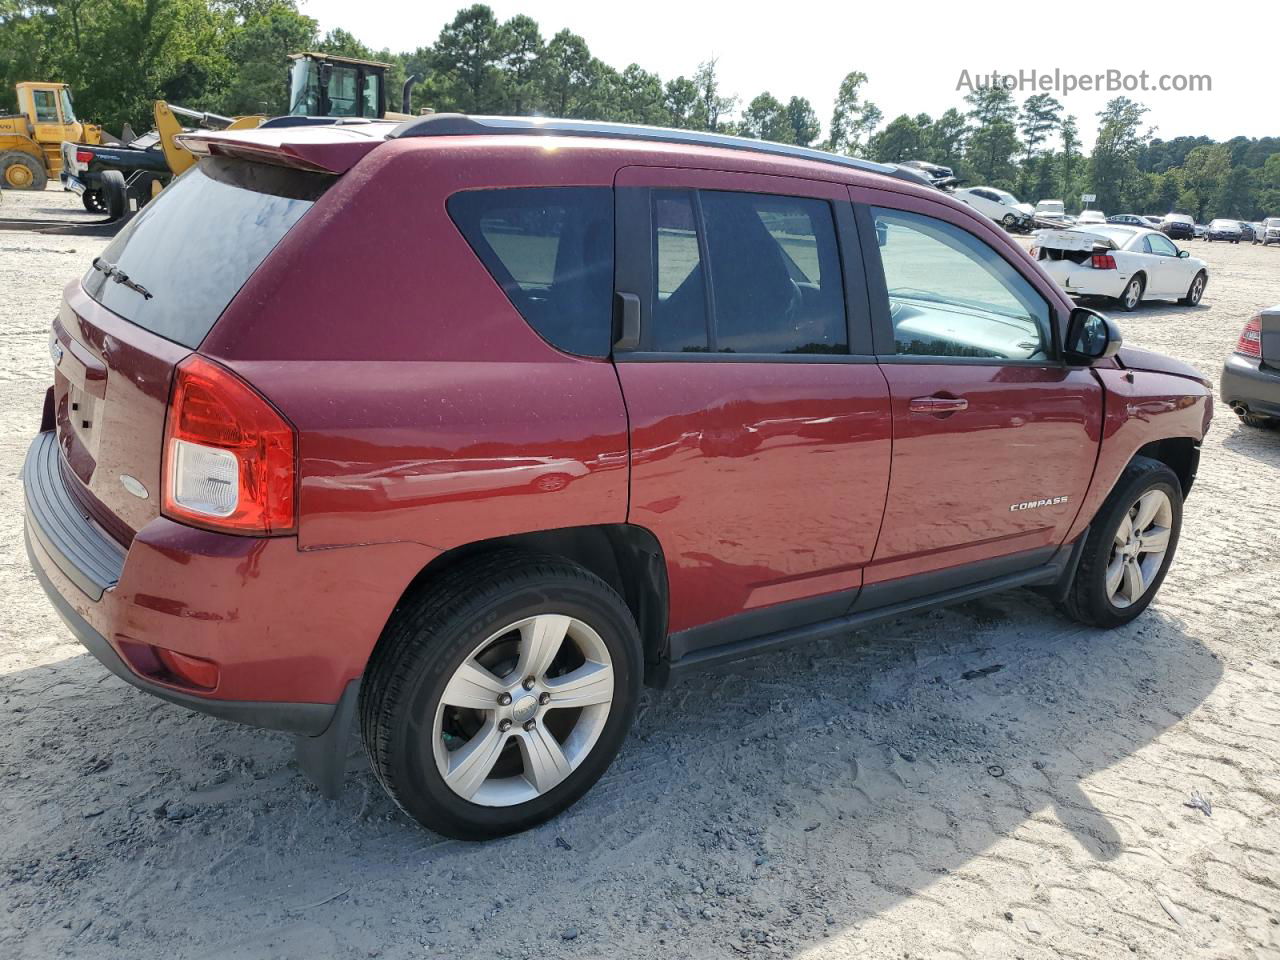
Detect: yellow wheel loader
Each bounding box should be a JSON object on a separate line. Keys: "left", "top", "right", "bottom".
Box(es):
{"left": 0, "top": 82, "right": 117, "bottom": 190}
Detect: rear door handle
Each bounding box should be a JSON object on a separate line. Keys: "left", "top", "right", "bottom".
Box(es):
{"left": 909, "top": 395, "right": 969, "bottom": 415}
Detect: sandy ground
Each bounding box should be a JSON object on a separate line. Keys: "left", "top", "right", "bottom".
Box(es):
{"left": 1, "top": 187, "right": 1278, "bottom": 960}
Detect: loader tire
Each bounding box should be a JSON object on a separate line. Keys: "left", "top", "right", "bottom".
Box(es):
{"left": 0, "top": 151, "right": 47, "bottom": 190}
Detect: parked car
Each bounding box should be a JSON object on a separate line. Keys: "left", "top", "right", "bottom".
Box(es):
{"left": 1161, "top": 213, "right": 1196, "bottom": 240}
{"left": 1221, "top": 306, "right": 1280, "bottom": 427}
{"left": 23, "top": 116, "right": 1213, "bottom": 839}
{"left": 1238, "top": 222, "right": 1257, "bottom": 243}
{"left": 1107, "top": 214, "right": 1147, "bottom": 227}
{"left": 953, "top": 186, "right": 1034, "bottom": 230}
{"left": 1262, "top": 218, "right": 1280, "bottom": 246}
{"left": 1077, "top": 209, "right": 1106, "bottom": 225}
{"left": 1141, "top": 216, "right": 1166, "bottom": 228}
{"left": 1194, "top": 223, "right": 1207, "bottom": 239}
{"left": 59, "top": 131, "right": 170, "bottom": 214}
{"left": 1033, "top": 224, "right": 1209, "bottom": 311}
{"left": 1248, "top": 222, "right": 1265, "bottom": 244}
{"left": 1205, "top": 218, "right": 1242, "bottom": 242}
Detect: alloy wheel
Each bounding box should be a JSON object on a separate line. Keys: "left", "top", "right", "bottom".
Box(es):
{"left": 1124, "top": 280, "right": 1141, "bottom": 309}
{"left": 433, "top": 614, "right": 615, "bottom": 807}
{"left": 1106, "top": 489, "right": 1173, "bottom": 608}
{"left": 1189, "top": 275, "right": 1205, "bottom": 304}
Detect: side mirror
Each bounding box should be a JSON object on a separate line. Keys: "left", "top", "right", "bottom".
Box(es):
{"left": 1063, "top": 306, "right": 1122, "bottom": 364}
{"left": 1178, "top": 249, "right": 1190, "bottom": 258}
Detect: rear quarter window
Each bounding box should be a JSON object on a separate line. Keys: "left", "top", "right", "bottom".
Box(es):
{"left": 82, "top": 158, "right": 329, "bottom": 348}
{"left": 447, "top": 187, "right": 614, "bottom": 358}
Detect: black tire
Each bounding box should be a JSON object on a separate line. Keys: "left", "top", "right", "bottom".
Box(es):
{"left": 1116, "top": 274, "right": 1144, "bottom": 312}
{"left": 0, "top": 150, "right": 47, "bottom": 190}
{"left": 100, "top": 169, "right": 128, "bottom": 221}
{"left": 360, "top": 551, "right": 642, "bottom": 839}
{"left": 1060, "top": 456, "right": 1183, "bottom": 629}
{"left": 1179, "top": 270, "right": 1207, "bottom": 306}
{"left": 81, "top": 189, "right": 106, "bottom": 213}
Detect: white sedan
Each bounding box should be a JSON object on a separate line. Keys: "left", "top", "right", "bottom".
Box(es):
{"left": 1031, "top": 225, "right": 1209, "bottom": 311}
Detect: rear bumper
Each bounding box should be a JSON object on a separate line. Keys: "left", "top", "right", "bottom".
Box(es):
{"left": 1038, "top": 261, "right": 1128, "bottom": 299}
{"left": 22, "top": 431, "right": 429, "bottom": 733}
{"left": 1221, "top": 353, "right": 1280, "bottom": 418}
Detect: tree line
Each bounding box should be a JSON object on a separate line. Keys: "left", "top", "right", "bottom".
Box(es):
{"left": 3, "top": 1, "right": 1277, "bottom": 219}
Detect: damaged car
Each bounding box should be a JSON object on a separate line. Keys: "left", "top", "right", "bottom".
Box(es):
{"left": 1032, "top": 224, "right": 1208, "bottom": 311}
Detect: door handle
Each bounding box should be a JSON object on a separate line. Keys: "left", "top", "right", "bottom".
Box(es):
{"left": 909, "top": 395, "right": 969, "bottom": 415}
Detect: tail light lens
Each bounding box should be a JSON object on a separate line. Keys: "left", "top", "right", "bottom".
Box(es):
{"left": 75, "top": 149, "right": 93, "bottom": 165}
{"left": 1090, "top": 254, "right": 1117, "bottom": 270}
{"left": 162, "top": 355, "right": 296, "bottom": 534}
{"left": 1235, "top": 315, "right": 1262, "bottom": 358}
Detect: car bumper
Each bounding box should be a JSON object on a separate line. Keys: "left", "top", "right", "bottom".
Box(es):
{"left": 1037, "top": 260, "right": 1128, "bottom": 299}
{"left": 1220, "top": 353, "right": 1280, "bottom": 418}
{"left": 59, "top": 172, "right": 86, "bottom": 195}
{"left": 22, "top": 431, "right": 419, "bottom": 733}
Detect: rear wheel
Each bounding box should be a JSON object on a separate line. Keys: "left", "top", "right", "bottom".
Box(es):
{"left": 0, "top": 151, "right": 47, "bottom": 190}
{"left": 1060, "top": 456, "right": 1182, "bottom": 628}
{"left": 1117, "top": 275, "right": 1144, "bottom": 311}
{"left": 81, "top": 189, "right": 106, "bottom": 213}
{"left": 100, "top": 170, "right": 128, "bottom": 220}
{"left": 360, "top": 551, "right": 642, "bottom": 839}
{"left": 1179, "top": 270, "right": 1207, "bottom": 306}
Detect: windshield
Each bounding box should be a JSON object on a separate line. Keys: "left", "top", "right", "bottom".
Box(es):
{"left": 58, "top": 87, "right": 77, "bottom": 123}
{"left": 83, "top": 159, "right": 329, "bottom": 347}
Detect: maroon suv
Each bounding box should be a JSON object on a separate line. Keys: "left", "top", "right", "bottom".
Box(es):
{"left": 24, "top": 116, "right": 1213, "bottom": 839}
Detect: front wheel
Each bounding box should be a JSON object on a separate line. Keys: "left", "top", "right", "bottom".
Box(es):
{"left": 360, "top": 551, "right": 642, "bottom": 839}
{"left": 1179, "top": 271, "right": 1207, "bottom": 306}
{"left": 1060, "top": 456, "right": 1182, "bottom": 628}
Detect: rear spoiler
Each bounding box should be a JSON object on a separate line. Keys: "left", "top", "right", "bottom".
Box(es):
{"left": 176, "top": 123, "right": 396, "bottom": 174}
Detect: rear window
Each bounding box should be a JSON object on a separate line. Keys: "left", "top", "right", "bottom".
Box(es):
{"left": 83, "top": 158, "right": 328, "bottom": 348}
{"left": 447, "top": 187, "right": 614, "bottom": 357}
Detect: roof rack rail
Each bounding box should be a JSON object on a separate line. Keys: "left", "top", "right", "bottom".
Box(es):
{"left": 388, "top": 114, "right": 934, "bottom": 188}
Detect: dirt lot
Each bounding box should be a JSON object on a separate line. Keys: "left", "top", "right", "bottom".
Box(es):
{"left": 1, "top": 187, "right": 1278, "bottom": 960}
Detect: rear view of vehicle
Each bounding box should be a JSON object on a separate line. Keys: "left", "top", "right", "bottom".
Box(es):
{"left": 1161, "top": 213, "right": 1195, "bottom": 240}
{"left": 1263, "top": 218, "right": 1280, "bottom": 246}
{"left": 1205, "top": 219, "right": 1242, "bottom": 242}
{"left": 25, "top": 151, "right": 343, "bottom": 736}
{"left": 1221, "top": 306, "right": 1280, "bottom": 427}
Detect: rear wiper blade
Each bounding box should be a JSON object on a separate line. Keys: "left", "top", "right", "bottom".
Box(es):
{"left": 91, "top": 257, "right": 152, "bottom": 300}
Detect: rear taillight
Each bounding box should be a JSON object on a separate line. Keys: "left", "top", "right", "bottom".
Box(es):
{"left": 162, "top": 355, "right": 296, "bottom": 534}
{"left": 75, "top": 149, "right": 93, "bottom": 165}
{"left": 1235, "top": 315, "right": 1263, "bottom": 358}
{"left": 1090, "top": 254, "right": 1117, "bottom": 270}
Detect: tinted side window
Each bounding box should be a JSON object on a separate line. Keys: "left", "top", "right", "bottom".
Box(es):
{"left": 651, "top": 191, "right": 709, "bottom": 352}
{"left": 448, "top": 187, "right": 614, "bottom": 357}
{"left": 873, "top": 207, "right": 1050, "bottom": 361}
{"left": 701, "top": 191, "right": 846, "bottom": 354}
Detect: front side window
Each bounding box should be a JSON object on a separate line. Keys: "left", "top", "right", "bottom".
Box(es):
{"left": 448, "top": 187, "right": 614, "bottom": 357}
{"left": 327, "top": 65, "right": 359, "bottom": 116}
{"left": 648, "top": 189, "right": 847, "bottom": 355}
{"left": 32, "top": 89, "right": 59, "bottom": 123}
{"left": 1146, "top": 233, "right": 1178, "bottom": 257}
{"left": 872, "top": 207, "right": 1050, "bottom": 361}
{"left": 58, "top": 88, "right": 76, "bottom": 123}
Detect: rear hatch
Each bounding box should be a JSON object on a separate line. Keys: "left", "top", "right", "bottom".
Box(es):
{"left": 52, "top": 156, "right": 332, "bottom": 543}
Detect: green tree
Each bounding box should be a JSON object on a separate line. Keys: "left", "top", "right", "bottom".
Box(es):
{"left": 931, "top": 108, "right": 968, "bottom": 170}
{"left": 539, "top": 28, "right": 592, "bottom": 116}
{"left": 867, "top": 113, "right": 929, "bottom": 163}
{"left": 1178, "top": 144, "right": 1231, "bottom": 220}
{"left": 1089, "top": 96, "right": 1150, "bottom": 212}
{"left": 784, "top": 96, "right": 820, "bottom": 147}
{"left": 690, "top": 58, "right": 735, "bottom": 132}
{"left": 498, "top": 14, "right": 542, "bottom": 114}
{"left": 825, "top": 71, "right": 880, "bottom": 157}
{"left": 220, "top": 2, "right": 316, "bottom": 116}
{"left": 962, "top": 86, "right": 1019, "bottom": 188}
{"left": 430, "top": 3, "right": 507, "bottom": 114}
{"left": 740, "top": 91, "right": 793, "bottom": 142}
{"left": 663, "top": 75, "right": 698, "bottom": 128}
